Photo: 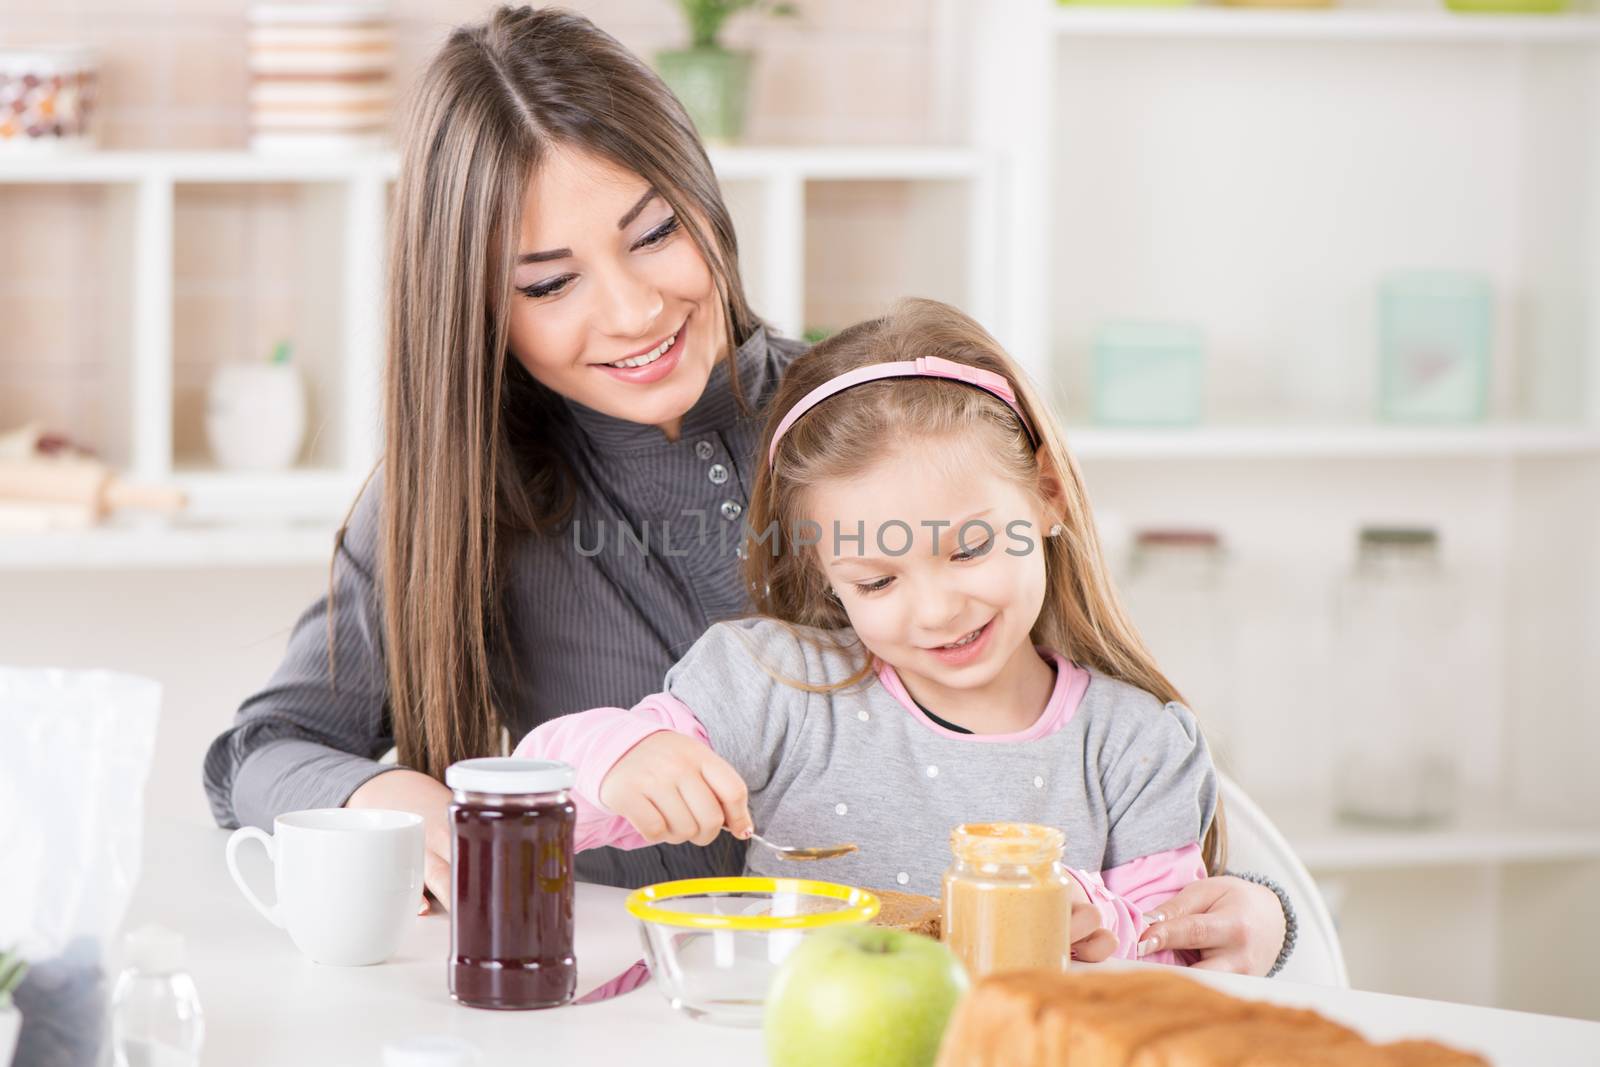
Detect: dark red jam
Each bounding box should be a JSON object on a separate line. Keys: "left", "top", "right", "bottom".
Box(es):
{"left": 448, "top": 770, "right": 576, "bottom": 1010}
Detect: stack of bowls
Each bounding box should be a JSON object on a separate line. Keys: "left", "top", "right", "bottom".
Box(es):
{"left": 247, "top": 3, "right": 392, "bottom": 152}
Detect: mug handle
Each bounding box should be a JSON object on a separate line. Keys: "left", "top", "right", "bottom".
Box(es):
{"left": 226, "top": 826, "right": 284, "bottom": 928}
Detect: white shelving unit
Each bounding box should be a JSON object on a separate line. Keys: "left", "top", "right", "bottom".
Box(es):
{"left": 0, "top": 151, "right": 392, "bottom": 527}
{"left": 0, "top": 145, "right": 994, "bottom": 569}
{"left": 968, "top": 1, "right": 1600, "bottom": 1018}
{"left": 1272, "top": 802, "right": 1600, "bottom": 873}
{"left": 1069, "top": 423, "right": 1600, "bottom": 460}
{"left": 711, "top": 146, "right": 997, "bottom": 346}
{"left": 1050, "top": 8, "right": 1600, "bottom": 43}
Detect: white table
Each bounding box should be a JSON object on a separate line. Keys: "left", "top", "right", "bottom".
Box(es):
{"left": 128, "top": 817, "right": 1600, "bottom": 1066}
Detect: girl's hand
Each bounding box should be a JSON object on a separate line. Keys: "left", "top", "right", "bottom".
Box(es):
{"left": 1065, "top": 874, "right": 1118, "bottom": 962}
{"left": 346, "top": 768, "right": 454, "bottom": 915}
{"left": 1135, "top": 875, "right": 1287, "bottom": 975}
{"left": 598, "top": 731, "right": 753, "bottom": 846}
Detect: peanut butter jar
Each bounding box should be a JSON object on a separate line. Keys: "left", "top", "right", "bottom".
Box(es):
{"left": 941, "top": 822, "right": 1073, "bottom": 978}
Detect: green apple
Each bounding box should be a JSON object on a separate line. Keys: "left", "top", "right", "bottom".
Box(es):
{"left": 765, "top": 925, "right": 969, "bottom": 1067}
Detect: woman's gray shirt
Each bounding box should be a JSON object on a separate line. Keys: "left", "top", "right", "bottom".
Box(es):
{"left": 203, "top": 327, "right": 807, "bottom": 888}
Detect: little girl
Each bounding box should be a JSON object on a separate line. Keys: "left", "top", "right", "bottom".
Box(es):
{"left": 517, "top": 298, "right": 1221, "bottom": 963}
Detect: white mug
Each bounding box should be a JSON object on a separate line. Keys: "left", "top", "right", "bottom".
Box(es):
{"left": 226, "top": 808, "right": 424, "bottom": 966}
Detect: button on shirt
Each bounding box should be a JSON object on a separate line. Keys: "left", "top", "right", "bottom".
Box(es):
{"left": 202, "top": 327, "right": 809, "bottom": 890}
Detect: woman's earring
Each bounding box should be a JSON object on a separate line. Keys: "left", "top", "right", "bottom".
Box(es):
{"left": 1048, "top": 523, "right": 1065, "bottom": 538}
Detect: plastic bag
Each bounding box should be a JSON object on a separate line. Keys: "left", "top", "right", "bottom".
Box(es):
{"left": 0, "top": 668, "right": 161, "bottom": 1067}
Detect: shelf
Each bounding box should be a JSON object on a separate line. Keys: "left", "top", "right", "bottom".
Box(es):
{"left": 1066, "top": 424, "right": 1600, "bottom": 460}
{"left": 1264, "top": 799, "right": 1600, "bottom": 871}
{"left": 1050, "top": 8, "right": 1600, "bottom": 44}
{"left": 171, "top": 468, "right": 368, "bottom": 521}
{"left": 0, "top": 147, "right": 985, "bottom": 187}
{"left": 0, "top": 517, "right": 341, "bottom": 571}
{"left": 0, "top": 469, "right": 363, "bottom": 569}
{"left": 0, "top": 150, "right": 398, "bottom": 185}
{"left": 17, "top": 424, "right": 1591, "bottom": 567}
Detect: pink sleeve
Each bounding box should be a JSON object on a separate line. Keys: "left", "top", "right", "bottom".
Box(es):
{"left": 511, "top": 693, "right": 710, "bottom": 853}
{"left": 1064, "top": 842, "right": 1207, "bottom": 966}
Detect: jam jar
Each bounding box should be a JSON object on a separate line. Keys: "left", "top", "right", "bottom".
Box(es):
{"left": 942, "top": 822, "right": 1074, "bottom": 978}
{"left": 446, "top": 758, "right": 577, "bottom": 1009}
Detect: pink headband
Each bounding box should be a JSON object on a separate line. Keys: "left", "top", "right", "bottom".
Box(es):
{"left": 766, "top": 355, "right": 1038, "bottom": 469}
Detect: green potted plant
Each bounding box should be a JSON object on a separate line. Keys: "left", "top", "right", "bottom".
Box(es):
{"left": 656, "top": 0, "right": 797, "bottom": 145}
{"left": 0, "top": 947, "right": 28, "bottom": 1067}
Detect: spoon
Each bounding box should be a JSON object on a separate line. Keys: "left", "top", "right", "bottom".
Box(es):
{"left": 739, "top": 828, "right": 858, "bottom": 862}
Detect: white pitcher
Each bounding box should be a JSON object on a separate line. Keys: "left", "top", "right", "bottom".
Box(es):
{"left": 204, "top": 361, "right": 307, "bottom": 471}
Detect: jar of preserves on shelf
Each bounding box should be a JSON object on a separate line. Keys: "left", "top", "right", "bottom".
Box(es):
{"left": 941, "top": 822, "right": 1074, "bottom": 978}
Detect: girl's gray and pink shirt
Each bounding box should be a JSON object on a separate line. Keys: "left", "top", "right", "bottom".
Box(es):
{"left": 517, "top": 615, "right": 1219, "bottom": 961}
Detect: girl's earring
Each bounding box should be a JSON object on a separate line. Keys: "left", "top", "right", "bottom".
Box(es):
{"left": 1048, "top": 523, "right": 1065, "bottom": 538}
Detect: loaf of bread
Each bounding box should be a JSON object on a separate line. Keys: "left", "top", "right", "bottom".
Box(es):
{"left": 869, "top": 888, "right": 942, "bottom": 939}
{"left": 935, "top": 970, "right": 1490, "bottom": 1067}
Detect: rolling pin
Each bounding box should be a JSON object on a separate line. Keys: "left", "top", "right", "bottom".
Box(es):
{"left": 0, "top": 457, "right": 187, "bottom": 520}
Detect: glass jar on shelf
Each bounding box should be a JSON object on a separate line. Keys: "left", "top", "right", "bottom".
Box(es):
{"left": 1378, "top": 271, "right": 1491, "bottom": 424}
{"left": 1333, "top": 526, "right": 1460, "bottom": 827}
{"left": 1119, "top": 528, "right": 1236, "bottom": 762}
{"left": 1091, "top": 320, "right": 1205, "bottom": 427}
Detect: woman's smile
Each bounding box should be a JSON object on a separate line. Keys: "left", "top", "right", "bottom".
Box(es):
{"left": 594, "top": 316, "right": 689, "bottom": 385}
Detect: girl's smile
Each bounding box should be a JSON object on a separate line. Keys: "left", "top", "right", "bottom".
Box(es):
{"left": 924, "top": 615, "right": 998, "bottom": 666}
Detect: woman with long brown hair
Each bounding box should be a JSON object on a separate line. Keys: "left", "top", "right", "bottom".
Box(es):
{"left": 202, "top": 5, "right": 1290, "bottom": 975}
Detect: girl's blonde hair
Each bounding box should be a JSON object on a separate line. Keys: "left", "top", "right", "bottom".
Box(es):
{"left": 360, "top": 6, "right": 762, "bottom": 782}
{"left": 741, "top": 298, "right": 1227, "bottom": 874}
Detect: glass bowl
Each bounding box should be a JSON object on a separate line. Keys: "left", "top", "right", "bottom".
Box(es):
{"left": 625, "top": 876, "right": 880, "bottom": 1027}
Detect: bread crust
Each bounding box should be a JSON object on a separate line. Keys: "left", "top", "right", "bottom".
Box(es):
{"left": 935, "top": 971, "right": 1491, "bottom": 1067}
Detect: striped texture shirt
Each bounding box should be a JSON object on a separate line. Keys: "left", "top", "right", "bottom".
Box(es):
{"left": 203, "top": 327, "right": 808, "bottom": 889}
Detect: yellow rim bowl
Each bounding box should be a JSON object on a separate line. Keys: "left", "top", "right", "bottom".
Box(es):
{"left": 625, "top": 876, "right": 881, "bottom": 932}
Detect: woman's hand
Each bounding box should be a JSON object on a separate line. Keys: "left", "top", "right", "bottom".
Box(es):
{"left": 346, "top": 768, "right": 454, "bottom": 915}
{"left": 1136, "top": 875, "right": 1286, "bottom": 975}
{"left": 598, "top": 731, "right": 753, "bottom": 846}
{"left": 1066, "top": 874, "right": 1118, "bottom": 963}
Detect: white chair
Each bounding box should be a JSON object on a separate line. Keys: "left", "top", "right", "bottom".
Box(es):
{"left": 1219, "top": 775, "right": 1349, "bottom": 988}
